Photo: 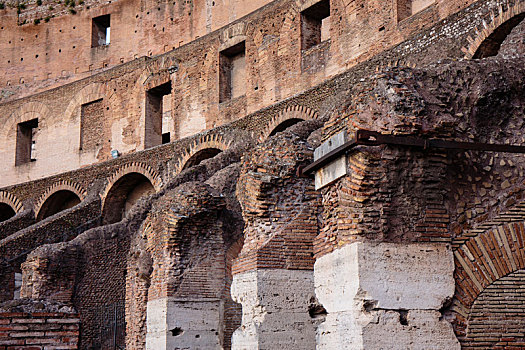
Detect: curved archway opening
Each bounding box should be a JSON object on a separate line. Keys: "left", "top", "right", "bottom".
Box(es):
{"left": 182, "top": 148, "right": 222, "bottom": 170}
{"left": 103, "top": 173, "right": 156, "bottom": 225}
{"left": 37, "top": 190, "right": 81, "bottom": 221}
{"left": 473, "top": 13, "right": 525, "bottom": 59}
{"left": 0, "top": 203, "right": 16, "bottom": 223}
{"left": 268, "top": 118, "right": 304, "bottom": 137}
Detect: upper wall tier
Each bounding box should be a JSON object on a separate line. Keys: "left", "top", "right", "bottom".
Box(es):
{"left": 0, "top": 0, "right": 273, "bottom": 100}
{"left": 0, "top": 0, "right": 514, "bottom": 188}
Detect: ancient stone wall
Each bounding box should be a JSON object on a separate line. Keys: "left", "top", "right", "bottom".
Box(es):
{"left": 0, "top": 0, "right": 506, "bottom": 189}
{"left": 0, "top": 0, "right": 523, "bottom": 349}
{"left": 0, "top": 300, "right": 79, "bottom": 350}
{"left": 0, "top": 0, "right": 273, "bottom": 99}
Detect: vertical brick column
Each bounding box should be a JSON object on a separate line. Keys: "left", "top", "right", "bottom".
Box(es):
{"left": 231, "top": 131, "right": 321, "bottom": 349}
{"left": 140, "top": 182, "right": 241, "bottom": 350}
{"left": 0, "top": 263, "right": 14, "bottom": 303}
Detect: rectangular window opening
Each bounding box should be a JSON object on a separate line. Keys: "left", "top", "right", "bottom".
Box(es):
{"left": 13, "top": 272, "right": 22, "bottom": 300}
{"left": 219, "top": 41, "right": 246, "bottom": 103}
{"left": 92, "top": 14, "right": 111, "bottom": 47}
{"left": 162, "top": 132, "right": 171, "bottom": 144}
{"left": 145, "top": 81, "right": 172, "bottom": 149}
{"left": 301, "top": 0, "right": 331, "bottom": 51}
{"left": 15, "top": 118, "right": 38, "bottom": 166}
{"left": 397, "top": 0, "right": 434, "bottom": 21}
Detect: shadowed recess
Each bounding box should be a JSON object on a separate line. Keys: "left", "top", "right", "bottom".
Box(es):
{"left": 0, "top": 203, "right": 16, "bottom": 222}
{"left": 102, "top": 172, "right": 155, "bottom": 225}
{"left": 473, "top": 13, "right": 525, "bottom": 58}
{"left": 37, "top": 190, "right": 81, "bottom": 221}
{"left": 182, "top": 148, "right": 222, "bottom": 170}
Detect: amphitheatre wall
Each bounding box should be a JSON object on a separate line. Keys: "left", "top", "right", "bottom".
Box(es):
{"left": 0, "top": 0, "right": 524, "bottom": 348}
{"left": 0, "top": 0, "right": 514, "bottom": 188}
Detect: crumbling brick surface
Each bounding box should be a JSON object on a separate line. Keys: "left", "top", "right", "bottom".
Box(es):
{"left": 316, "top": 50, "right": 525, "bottom": 251}
{"left": 233, "top": 120, "right": 324, "bottom": 274}
{"left": 0, "top": 0, "right": 523, "bottom": 348}
{"left": 0, "top": 299, "right": 79, "bottom": 350}
{"left": 125, "top": 167, "right": 246, "bottom": 347}
{"left": 0, "top": 210, "right": 34, "bottom": 241}
{"left": 20, "top": 133, "right": 252, "bottom": 348}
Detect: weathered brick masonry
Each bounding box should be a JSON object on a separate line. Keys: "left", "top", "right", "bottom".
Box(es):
{"left": 0, "top": 0, "right": 523, "bottom": 348}
{"left": 0, "top": 300, "right": 80, "bottom": 350}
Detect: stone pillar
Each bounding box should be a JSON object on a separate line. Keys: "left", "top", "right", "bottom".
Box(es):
{"left": 231, "top": 126, "right": 323, "bottom": 350}
{"left": 146, "top": 298, "right": 223, "bottom": 350}
{"left": 314, "top": 242, "right": 460, "bottom": 349}
{"left": 141, "top": 182, "right": 242, "bottom": 350}
{"left": 231, "top": 269, "right": 316, "bottom": 350}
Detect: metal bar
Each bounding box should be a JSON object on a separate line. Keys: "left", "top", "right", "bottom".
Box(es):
{"left": 301, "top": 137, "right": 358, "bottom": 175}
{"left": 302, "top": 129, "right": 525, "bottom": 176}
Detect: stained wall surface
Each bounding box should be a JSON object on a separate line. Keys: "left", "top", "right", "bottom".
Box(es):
{"left": 0, "top": 0, "right": 500, "bottom": 189}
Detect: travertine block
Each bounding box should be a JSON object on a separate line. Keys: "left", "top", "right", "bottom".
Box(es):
{"left": 315, "top": 242, "right": 459, "bottom": 350}
{"left": 231, "top": 269, "right": 316, "bottom": 350}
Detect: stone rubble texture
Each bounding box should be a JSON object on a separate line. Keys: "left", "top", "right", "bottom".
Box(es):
{"left": 0, "top": 0, "right": 523, "bottom": 349}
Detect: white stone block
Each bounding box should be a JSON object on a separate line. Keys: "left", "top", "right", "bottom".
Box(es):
{"left": 314, "top": 242, "right": 460, "bottom": 350}
{"left": 231, "top": 269, "right": 317, "bottom": 350}
{"left": 146, "top": 297, "right": 223, "bottom": 350}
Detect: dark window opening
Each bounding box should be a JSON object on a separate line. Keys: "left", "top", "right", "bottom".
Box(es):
{"left": 219, "top": 41, "right": 246, "bottom": 103}
{"left": 0, "top": 203, "right": 16, "bottom": 222}
{"left": 397, "top": 0, "right": 434, "bottom": 22}
{"left": 145, "top": 81, "right": 172, "bottom": 149}
{"left": 15, "top": 118, "right": 38, "bottom": 166}
{"left": 92, "top": 14, "right": 110, "bottom": 47}
{"left": 301, "top": 0, "right": 330, "bottom": 51}
{"left": 162, "top": 132, "right": 171, "bottom": 144}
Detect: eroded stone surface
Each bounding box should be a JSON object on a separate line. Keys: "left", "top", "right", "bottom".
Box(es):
{"left": 231, "top": 269, "right": 316, "bottom": 350}
{"left": 315, "top": 242, "right": 459, "bottom": 350}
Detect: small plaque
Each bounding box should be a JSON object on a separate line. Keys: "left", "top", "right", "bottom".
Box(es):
{"left": 314, "top": 131, "right": 348, "bottom": 190}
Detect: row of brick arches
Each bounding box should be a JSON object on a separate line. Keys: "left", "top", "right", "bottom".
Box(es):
{"left": 0, "top": 104, "right": 319, "bottom": 226}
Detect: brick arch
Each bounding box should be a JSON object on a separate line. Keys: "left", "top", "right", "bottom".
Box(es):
{"left": 101, "top": 162, "right": 162, "bottom": 201}
{"left": 101, "top": 162, "right": 162, "bottom": 224}
{"left": 0, "top": 101, "right": 53, "bottom": 140}
{"left": 34, "top": 180, "right": 87, "bottom": 220}
{"left": 258, "top": 105, "right": 319, "bottom": 142}
{"left": 64, "top": 82, "right": 106, "bottom": 123}
{"left": 451, "top": 220, "right": 525, "bottom": 342}
{"left": 173, "top": 134, "right": 233, "bottom": 174}
{"left": 0, "top": 191, "right": 24, "bottom": 214}
{"left": 462, "top": 1, "right": 525, "bottom": 59}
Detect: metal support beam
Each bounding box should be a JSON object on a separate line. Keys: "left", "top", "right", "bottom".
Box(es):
{"left": 302, "top": 129, "right": 525, "bottom": 176}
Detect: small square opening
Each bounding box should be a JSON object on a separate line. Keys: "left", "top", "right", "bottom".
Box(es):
{"left": 219, "top": 41, "right": 246, "bottom": 103}
{"left": 15, "top": 118, "right": 38, "bottom": 166}
{"left": 92, "top": 14, "right": 111, "bottom": 47}
{"left": 301, "top": 0, "right": 331, "bottom": 51}
{"left": 145, "top": 82, "right": 172, "bottom": 148}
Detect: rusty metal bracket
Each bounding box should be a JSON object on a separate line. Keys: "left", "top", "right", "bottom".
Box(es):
{"left": 301, "top": 129, "right": 525, "bottom": 176}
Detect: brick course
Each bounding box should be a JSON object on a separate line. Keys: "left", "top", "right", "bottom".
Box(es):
{"left": 0, "top": 312, "right": 79, "bottom": 350}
